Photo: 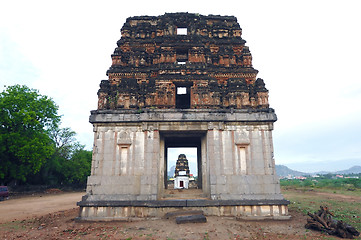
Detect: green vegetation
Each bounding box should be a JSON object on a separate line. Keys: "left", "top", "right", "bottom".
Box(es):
{"left": 0, "top": 85, "right": 60, "bottom": 183}
{"left": 0, "top": 85, "right": 91, "bottom": 187}
{"left": 281, "top": 175, "right": 361, "bottom": 192}
{"left": 282, "top": 177, "right": 361, "bottom": 236}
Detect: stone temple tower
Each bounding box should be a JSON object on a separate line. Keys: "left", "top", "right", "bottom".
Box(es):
{"left": 78, "top": 13, "right": 289, "bottom": 220}
{"left": 174, "top": 154, "right": 190, "bottom": 189}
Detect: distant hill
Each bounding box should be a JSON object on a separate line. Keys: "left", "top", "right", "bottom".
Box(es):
{"left": 313, "top": 165, "right": 361, "bottom": 175}
{"left": 275, "top": 165, "right": 361, "bottom": 177}
{"left": 275, "top": 165, "right": 307, "bottom": 177}
{"left": 168, "top": 165, "right": 175, "bottom": 177}
{"left": 334, "top": 165, "right": 361, "bottom": 174}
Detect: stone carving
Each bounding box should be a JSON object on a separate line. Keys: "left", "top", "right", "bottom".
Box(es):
{"left": 117, "top": 131, "right": 131, "bottom": 145}
{"left": 235, "top": 130, "right": 250, "bottom": 145}
{"left": 97, "top": 13, "right": 270, "bottom": 111}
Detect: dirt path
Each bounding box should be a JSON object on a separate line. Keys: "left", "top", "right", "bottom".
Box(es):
{"left": 0, "top": 191, "right": 358, "bottom": 239}
{"left": 0, "top": 192, "right": 84, "bottom": 223}
{"left": 0, "top": 207, "right": 330, "bottom": 240}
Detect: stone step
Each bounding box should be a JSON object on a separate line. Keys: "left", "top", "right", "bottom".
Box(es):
{"left": 175, "top": 214, "right": 207, "bottom": 224}
{"left": 164, "top": 210, "right": 204, "bottom": 219}
{"left": 162, "top": 189, "right": 206, "bottom": 199}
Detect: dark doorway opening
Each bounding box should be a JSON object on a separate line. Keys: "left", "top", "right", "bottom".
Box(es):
{"left": 164, "top": 136, "right": 202, "bottom": 190}
{"left": 176, "top": 86, "right": 190, "bottom": 109}
{"left": 176, "top": 48, "right": 188, "bottom": 63}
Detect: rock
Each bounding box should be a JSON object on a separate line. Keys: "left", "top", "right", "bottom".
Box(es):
{"left": 175, "top": 214, "right": 207, "bottom": 224}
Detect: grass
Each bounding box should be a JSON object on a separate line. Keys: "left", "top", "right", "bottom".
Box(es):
{"left": 309, "top": 187, "right": 361, "bottom": 196}
{"left": 0, "top": 220, "right": 28, "bottom": 231}
{"left": 280, "top": 177, "right": 361, "bottom": 193}
{"left": 282, "top": 186, "right": 361, "bottom": 239}
{"left": 282, "top": 185, "right": 361, "bottom": 197}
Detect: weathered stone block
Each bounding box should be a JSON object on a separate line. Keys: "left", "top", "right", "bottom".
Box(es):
{"left": 176, "top": 214, "right": 207, "bottom": 224}
{"left": 217, "top": 175, "right": 227, "bottom": 185}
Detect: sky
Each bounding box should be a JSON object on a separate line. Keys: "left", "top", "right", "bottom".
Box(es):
{"left": 1, "top": 0, "right": 360, "bottom": 172}
{"left": 168, "top": 148, "right": 198, "bottom": 177}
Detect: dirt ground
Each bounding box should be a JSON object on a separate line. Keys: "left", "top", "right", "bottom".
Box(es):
{"left": 0, "top": 192, "right": 83, "bottom": 223}
{"left": 0, "top": 191, "right": 355, "bottom": 240}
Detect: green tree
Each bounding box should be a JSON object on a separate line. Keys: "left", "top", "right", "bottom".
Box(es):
{"left": 0, "top": 85, "right": 60, "bottom": 184}
{"left": 39, "top": 127, "right": 92, "bottom": 185}
{"left": 62, "top": 147, "right": 92, "bottom": 185}
{"left": 39, "top": 127, "right": 78, "bottom": 184}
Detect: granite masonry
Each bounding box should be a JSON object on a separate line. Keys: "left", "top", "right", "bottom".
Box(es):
{"left": 77, "top": 12, "right": 290, "bottom": 221}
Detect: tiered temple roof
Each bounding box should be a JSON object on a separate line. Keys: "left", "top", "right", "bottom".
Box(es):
{"left": 174, "top": 154, "right": 190, "bottom": 177}
{"left": 97, "top": 13, "right": 270, "bottom": 110}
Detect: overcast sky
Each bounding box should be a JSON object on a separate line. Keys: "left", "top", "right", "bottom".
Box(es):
{"left": 1, "top": 0, "right": 360, "bottom": 172}
{"left": 168, "top": 148, "right": 198, "bottom": 177}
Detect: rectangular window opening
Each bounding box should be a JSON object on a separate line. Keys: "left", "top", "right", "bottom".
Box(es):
{"left": 176, "top": 48, "right": 188, "bottom": 63}
{"left": 176, "top": 86, "right": 190, "bottom": 108}
{"left": 177, "top": 28, "right": 187, "bottom": 35}
{"left": 177, "top": 87, "right": 187, "bottom": 95}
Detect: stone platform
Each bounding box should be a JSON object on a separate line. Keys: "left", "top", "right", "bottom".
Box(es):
{"left": 77, "top": 198, "right": 290, "bottom": 221}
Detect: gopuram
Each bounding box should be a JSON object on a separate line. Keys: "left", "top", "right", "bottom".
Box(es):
{"left": 174, "top": 154, "right": 190, "bottom": 189}
{"left": 78, "top": 12, "right": 290, "bottom": 220}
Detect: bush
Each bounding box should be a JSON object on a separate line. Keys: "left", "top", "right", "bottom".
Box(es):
{"left": 280, "top": 177, "right": 361, "bottom": 190}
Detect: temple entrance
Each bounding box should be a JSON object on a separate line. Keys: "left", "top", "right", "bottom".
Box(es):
{"left": 163, "top": 136, "right": 202, "bottom": 190}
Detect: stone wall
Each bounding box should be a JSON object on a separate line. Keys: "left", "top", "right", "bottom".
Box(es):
{"left": 87, "top": 124, "right": 160, "bottom": 201}
{"left": 85, "top": 109, "right": 283, "bottom": 202}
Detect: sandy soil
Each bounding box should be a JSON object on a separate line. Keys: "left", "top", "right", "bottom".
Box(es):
{"left": 0, "top": 191, "right": 355, "bottom": 240}
{"left": 0, "top": 192, "right": 83, "bottom": 223}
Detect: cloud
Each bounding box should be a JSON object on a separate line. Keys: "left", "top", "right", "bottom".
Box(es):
{"left": 1, "top": 0, "right": 360, "bottom": 172}
{"left": 274, "top": 112, "right": 361, "bottom": 169}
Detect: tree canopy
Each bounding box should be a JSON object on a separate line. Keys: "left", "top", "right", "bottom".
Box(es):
{"left": 0, "top": 85, "right": 92, "bottom": 186}
{"left": 37, "top": 127, "right": 92, "bottom": 185}
{"left": 0, "top": 85, "right": 60, "bottom": 183}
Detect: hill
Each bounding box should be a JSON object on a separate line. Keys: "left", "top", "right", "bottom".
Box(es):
{"left": 275, "top": 165, "right": 307, "bottom": 177}
{"left": 167, "top": 165, "right": 175, "bottom": 178}
{"left": 334, "top": 165, "right": 361, "bottom": 174}
{"left": 275, "top": 165, "right": 361, "bottom": 177}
